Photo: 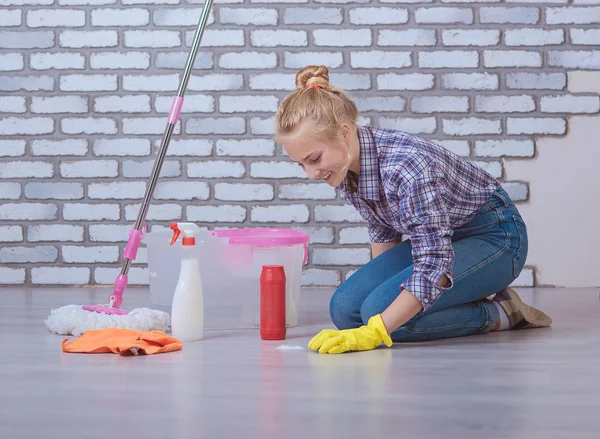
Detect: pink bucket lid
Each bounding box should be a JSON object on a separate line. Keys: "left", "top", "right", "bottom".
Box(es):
{"left": 211, "top": 228, "right": 309, "bottom": 247}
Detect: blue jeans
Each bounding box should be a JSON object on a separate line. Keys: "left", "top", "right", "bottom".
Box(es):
{"left": 330, "top": 185, "right": 528, "bottom": 342}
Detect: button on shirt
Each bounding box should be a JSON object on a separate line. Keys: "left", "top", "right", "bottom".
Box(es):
{"left": 338, "top": 126, "right": 500, "bottom": 310}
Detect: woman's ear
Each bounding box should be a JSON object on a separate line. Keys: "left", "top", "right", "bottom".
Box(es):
{"left": 340, "top": 123, "right": 352, "bottom": 143}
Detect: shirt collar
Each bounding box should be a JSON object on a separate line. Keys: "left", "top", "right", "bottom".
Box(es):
{"left": 339, "top": 126, "right": 380, "bottom": 201}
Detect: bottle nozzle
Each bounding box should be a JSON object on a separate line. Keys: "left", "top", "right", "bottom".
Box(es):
{"left": 170, "top": 222, "right": 196, "bottom": 246}
{"left": 169, "top": 222, "right": 181, "bottom": 246}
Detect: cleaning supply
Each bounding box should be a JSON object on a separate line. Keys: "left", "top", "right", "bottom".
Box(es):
{"left": 44, "top": 0, "right": 214, "bottom": 335}
{"left": 169, "top": 222, "right": 204, "bottom": 342}
{"left": 61, "top": 328, "right": 183, "bottom": 356}
{"left": 260, "top": 265, "right": 286, "bottom": 340}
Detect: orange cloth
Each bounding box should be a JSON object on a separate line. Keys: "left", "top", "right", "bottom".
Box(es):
{"left": 61, "top": 328, "right": 183, "bottom": 356}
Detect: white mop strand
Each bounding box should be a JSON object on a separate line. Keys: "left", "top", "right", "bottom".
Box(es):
{"left": 45, "top": 304, "right": 170, "bottom": 336}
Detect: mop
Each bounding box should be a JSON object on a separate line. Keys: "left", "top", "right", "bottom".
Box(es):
{"left": 45, "top": 0, "right": 215, "bottom": 336}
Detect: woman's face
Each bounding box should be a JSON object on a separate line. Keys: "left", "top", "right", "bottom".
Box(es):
{"left": 281, "top": 124, "right": 351, "bottom": 187}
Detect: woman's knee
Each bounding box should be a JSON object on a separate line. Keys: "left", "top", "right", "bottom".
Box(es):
{"left": 329, "top": 284, "right": 362, "bottom": 330}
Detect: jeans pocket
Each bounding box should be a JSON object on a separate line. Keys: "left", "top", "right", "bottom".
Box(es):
{"left": 511, "top": 214, "right": 528, "bottom": 279}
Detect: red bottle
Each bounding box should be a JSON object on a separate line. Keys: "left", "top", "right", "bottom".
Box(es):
{"left": 260, "top": 265, "right": 286, "bottom": 340}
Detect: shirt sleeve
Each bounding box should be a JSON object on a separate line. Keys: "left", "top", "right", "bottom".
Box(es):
{"left": 368, "top": 221, "right": 402, "bottom": 243}
{"left": 397, "top": 156, "right": 454, "bottom": 310}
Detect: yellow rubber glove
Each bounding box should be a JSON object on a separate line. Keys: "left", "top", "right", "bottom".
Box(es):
{"left": 308, "top": 314, "right": 393, "bottom": 354}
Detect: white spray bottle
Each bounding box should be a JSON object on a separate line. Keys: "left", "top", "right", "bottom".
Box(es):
{"left": 169, "top": 222, "right": 204, "bottom": 342}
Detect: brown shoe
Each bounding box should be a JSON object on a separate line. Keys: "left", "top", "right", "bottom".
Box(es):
{"left": 493, "top": 288, "right": 552, "bottom": 329}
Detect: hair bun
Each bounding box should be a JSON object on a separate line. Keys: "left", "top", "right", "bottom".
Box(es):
{"left": 295, "top": 65, "right": 331, "bottom": 91}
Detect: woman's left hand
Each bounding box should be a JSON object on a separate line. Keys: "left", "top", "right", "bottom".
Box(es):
{"left": 308, "top": 314, "right": 393, "bottom": 354}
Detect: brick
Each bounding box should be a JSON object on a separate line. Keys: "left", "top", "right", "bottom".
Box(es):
{"left": 250, "top": 30, "right": 306, "bottom": 48}
{"left": 284, "top": 51, "right": 343, "bottom": 69}
{"left": 59, "top": 30, "right": 118, "bottom": 48}
{"left": 153, "top": 8, "right": 215, "bottom": 26}
{"left": 154, "top": 181, "right": 209, "bottom": 200}
{"left": 443, "top": 73, "right": 496, "bottom": 91}
{"left": 506, "top": 73, "right": 566, "bottom": 90}
{"left": 443, "top": 118, "right": 501, "bottom": 136}
{"left": 27, "top": 9, "right": 85, "bottom": 27}
{"left": 349, "top": 7, "right": 408, "bottom": 24}
{"left": 540, "top": 96, "right": 600, "bottom": 113}
{"left": 0, "top": 10, "right": 21, "bottom": 26}
{"left": 0, "top": 96, "right": 26, "bottom": 113}
{"left": 547, "top": 7, "right": 600, "bottom": 24}
{"left": 411, "top": 97, "right": 469, "bottom": 113}
{"left": 484, "top": 51, "right": 541, "bottom": 67}
{"left": 216, "top": 139, "right": 275, "bottom": 157}
{"left": 122, "top": 117, "right": 181, "bottom": 135}
{"left": 214, "top": 183, "right": 274, "bottom": 201}
{"left": 548, "top": 51, "right": 600, "bottom": 68}
{"left": 251, "top": 205, "right": 309, "bottom": 223}
{"left": 63, "top": 203, "right": 120, "bottom": 221}
{"left": 1, "top": 226, "right": 23, "bottom": 243}
{"left": 62, "top": 246, "right": 119, "bottom": 264}
{"left": 93, "top": 138, "right": 150, "bottom": 157}
{"left": 219, "top": 52, "right": 277, "bottom": 69}
{"left": 0, "top": 53, "right": 24, "bottom": 71}
{"left": 31, "top": 96, "right": 88, "bottom": 114}
{"left": 30, "top": 53, "right": 85, "bottom": 70}
{"left": 301, "top": 269, "right": 341, "bottom": 287}
{"left": 250, "top": 162, "right": 306, "bottom": 179}
{"left": 438, "top": 140, "right": 470, "bottom": 157}
{"left": 190, "top": 30, "right": 245, "bottom": 48}
{"left": 60, "top": 160, "right": 118, "bottom": 178}
{"left": 124, "top": 30, "right": 181, "bottom": 48}
{"left": 250, "top": 117, "right": 274, "bottom": 135}
{"left": 159, "top": 139, "right": 212, "bottom": 157}
{"left": 502, "top": 182, "right": 528, "bottom": 202}
{"left": 0, "top": 75, "right": 53, "bottom": 92}
{"left": 0, "top": 203, "right": 57, "bottom": 220}
{"left": 91, "top": 9, "right": 150, "bottom": 26}
{"left": 472, "top": 160, "right": 502, "bottom": 179}
{"left": 62, "top": 117, "right": 117, "bottom": 135}
{"left": 60, "top": 74, "right": 118, "bottom": 91}
{"left": 507, "top": 117, "right": 566, "bottom": 135}
{"left": 378, "top": 29, "right": 436, "bottom": 47}
{"left": 442, "top": 29, "right": 499, "bottom": 46}
{"left": 59, "top": 0, "right": 119, "bottom": 4}
{"left": 186, "top": 74, "right": 242, "bottom": 92}
{"left": 25, "top": 183, "right": 84, "bottom": 200}
{"left": 0, "top": 140, "right": 26, "bottom": 157}
{"left": 475, "top": 95, "right": 535, "bottom": 113}
{"left": 155, "top": 52, "right": 213, "bottom": 70}
{"left": 293, "top": 226, "right": 334, "bottom": 244}
{"left": 223, "top": 7, "right": 279, "bottom": 25}
{"left": 89, "top": 225, "right": 131, "bottom": 242}
{"left": 155, "top": 95, "right": 214, "bottom": 113}
{"left": 124, "top": 203, "right": 182, "bottom": 221}
{"left": 249, "top": 74, "right": 295, "bottom": 91}
{"left": 279, "top": 183, "right": 336, "bottom": 200}
{"left": 28, "top": 225, "right": 83, "bottom": 242}
{"left": 339, "top": 227, "right": 370, "bottom": 244}
{"left": 284, "top": 7, "right": 340, "bottom": 24}
{"left": 480, "top": 7, "right": 539, "bottom": 24}
{"left": 187, "top": 161, "right": 245, "bottom": 178}
{"left": 314, "top": 205, "right": 363, "bottom": 222}
{"left": 252, "top": 0, "right": 307, "bottom": 3}
{"left": 475, "top": 140, "right": 535, "bottom": 158}
{"left": 0, "top": 31, "right": 54, "bottom": 49}
{"left": 187, "top": 117, "right": 245, "bottom": 135}
{"left": 93, "top": 95, "right": 151, "bottom": 114}
{"left": 32, "top": 139, "right": 88, "bottom": 156}
{"left": 32, "top": 267, "right": 90, "bottom": 285}
{"left": 0, "top": 117, "right": 53, "bottom": 135}
{"left": 327, "top": 73, "right": 370, "bottom": 91}
{"left": 355, "top": 97, "right": 406, "bottom": 112}
{"left": 122, "top": 160, "right": 180, "bottom": 178}
{"left": 415, "top": 7, "right": 473, "bottom": 24}
{"left": 187, "top": 205, "right": 247, "bottom": 222}
{"left": 0, "top": 267, "right": 25, "bottom": 285}
{"left": 419, "top": 51, "right": 478, "bottom": 68}
{"left": 0, "top": 183, "right": 21, "bottom": 200}
{"left": 219, "top": 95, "right": 278, "bottom": 113}
{"left": 94, "top": 267, "right": 148, "bottom": 286}
{"left": 0, "top": 161, "right": 53, "bottom": 178}
{"left": 351, "top": 51, "right": 411, "bottom": 68}
{"left": 377, "top": 73, "right": 434, "bottom": 91}
{"left": 314, "top": 29, "right": 371, "bottom": 47}
{"left": 571, "top": 28, "right": 600, "bottom": 45}
{"left": 90, "top": 52, "right": 150, "bottom": 69}
{"left": 379, "top": 117, "right": 437, "bottom": 134}
{"left": 0, "top": 246, "right": 57, "bottom": 263}
{"left": 313, "top": 248, "right": 370, "bottom": 266}
{"left": 505, "top": 29, "right": 564, "bottom": 46}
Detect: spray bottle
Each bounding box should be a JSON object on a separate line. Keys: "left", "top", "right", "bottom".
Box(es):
{"left": 169, "top": 222, "right": 204, "bottom": 342}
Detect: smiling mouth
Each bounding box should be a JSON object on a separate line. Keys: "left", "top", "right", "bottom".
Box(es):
{"left": 322, "top": 172, "right": 332, "bottom": 181}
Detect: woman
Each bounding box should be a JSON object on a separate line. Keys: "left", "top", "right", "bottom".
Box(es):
{"left": 274, "top": 65, "right": 552, "bottom": 355}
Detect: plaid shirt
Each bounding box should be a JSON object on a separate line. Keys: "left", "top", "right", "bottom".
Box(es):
{"left": 339, "top": 126, "right": 499, "bottom": 309}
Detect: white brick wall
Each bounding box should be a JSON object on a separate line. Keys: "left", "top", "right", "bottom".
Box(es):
{"left": 1, "top": 2, "right": 595, "bottom": 288}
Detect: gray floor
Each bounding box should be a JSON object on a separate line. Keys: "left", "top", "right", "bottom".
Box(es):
{"left": 1, "top": 287, "right": 599, "bottom": 439}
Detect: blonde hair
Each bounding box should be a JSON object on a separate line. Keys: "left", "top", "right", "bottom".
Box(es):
{"left": 274, "top": 65, "right": 359, "bottom": 145}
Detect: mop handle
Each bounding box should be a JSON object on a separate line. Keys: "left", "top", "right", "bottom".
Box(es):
{"left": 107, "top": 0, "right": 214, "bottom": 309}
